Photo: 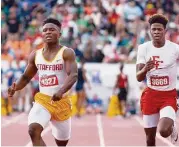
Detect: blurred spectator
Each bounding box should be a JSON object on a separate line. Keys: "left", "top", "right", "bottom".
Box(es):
{"left": 6, "top": 7, "right": 22, "bottom": 41}
{"left": 20, "top": 2, "right": 32, "bottom": 29}
{"left": 1, "top": 12, "right": 7, "bottom": 44}
{"left": 10, "top": 59, "right": 27, "bottom": 112}
{"left": 93, "top": 46, "right": 105, "bottom": 62}
{"left": 1, "top": 43, "right": 14, "bottom": 64}
{"left": 144, "top": 0, "right": 157, "bottom": 16}
{"left": 123, "top": 0, "right": 142, "bottom": 21}
{"left": 86, "top": 94, "right": 103, "bottom": 114}
{"left": 91, "top": 6, "right": 102, "bottom": 27}
{"left": 108, "top": 9, "right": 119, "bottom": 35}
{"left": 72, "top": 40, "right": 84, "bottom": 62}
{"left": 1, "top": 74, "right": 11, "bottom": 116}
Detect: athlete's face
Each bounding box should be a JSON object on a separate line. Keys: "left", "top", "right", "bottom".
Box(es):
{"left": 150, "top": 23, "right": 166, "bottom": 42}
{"left": 42, "top": 23, "right": 61, "bottom": 44}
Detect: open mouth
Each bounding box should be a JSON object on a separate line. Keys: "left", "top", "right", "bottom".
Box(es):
{"left": 45, "top": 36, "right": 52, "bottom": 39}
{"left": 46, "top": 37, "right": 53, "bottom": 40}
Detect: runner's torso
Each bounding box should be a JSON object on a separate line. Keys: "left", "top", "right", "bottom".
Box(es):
{"left": 137, "top": 40, "right": 179, "bottom": 91}
{"left": 35, "top": 46, "right": 68, "bottom": 96}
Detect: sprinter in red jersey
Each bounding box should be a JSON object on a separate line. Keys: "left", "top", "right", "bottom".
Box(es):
{"left": 114, "top": 63, "right": 128, "bottom": 117}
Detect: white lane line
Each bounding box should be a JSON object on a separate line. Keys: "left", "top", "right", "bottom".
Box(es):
{"left": 134, "top": 116, "right": 175, "bottom": 147}
{"left": 25, "top": 125, "right": 51, "bottom": 147}
{"left": 1, "top": 113, "right": 26, "bottom": 128}
{"left": 96, "top": 114, "right": 105, "bottom": 147}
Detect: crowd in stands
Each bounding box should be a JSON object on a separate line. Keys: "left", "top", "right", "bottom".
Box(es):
{"left": 2, "top": 0, "right": 179, "bottom": 63}
{"left": 1, "top": 0, "right": 179, "bottom": 114}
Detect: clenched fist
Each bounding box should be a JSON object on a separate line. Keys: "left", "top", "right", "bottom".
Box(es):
{"left": 50, "top": 92, "right": 63, "bottom": 104}
{"left": 144, "top": 58, "right": 155, "bottom": 72}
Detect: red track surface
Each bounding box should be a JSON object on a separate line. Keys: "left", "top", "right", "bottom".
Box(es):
{"left": 2, "top": 112, "right": 179, "bottom": 146}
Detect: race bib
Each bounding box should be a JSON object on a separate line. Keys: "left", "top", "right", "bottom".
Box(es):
{"left": 150, "top": 76, "right": 169, "bottom": 86}
{"left": 40, "top": 75, "right": 58, "bottom": 87}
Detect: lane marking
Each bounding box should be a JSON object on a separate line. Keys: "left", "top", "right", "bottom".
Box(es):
{"left": 25, "top": 125, "right": 51, "bottom": 146}
{"left": 96, "top": 114, "right": 105, "bottom": 147}
{"left": 1, "top": 113, "right": 26, "bottom": 128}
{"left": 134, "top": 116, "right": 175, "bottom": 147}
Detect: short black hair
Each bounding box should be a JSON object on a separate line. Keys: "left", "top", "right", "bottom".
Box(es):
{"left": 148, "top": 14, "right": 168, "bottom": 29}
{"left": 43, "top": 18, "right": 61, "bottom": 29}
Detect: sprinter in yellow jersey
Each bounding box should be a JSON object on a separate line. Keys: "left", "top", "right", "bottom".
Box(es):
{"left": 8, "top": 18, "right": 78, "bottom": 146}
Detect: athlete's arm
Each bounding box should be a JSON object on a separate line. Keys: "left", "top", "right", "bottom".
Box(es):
{"left": 113, "top": 75, "right": 119, "bottom": 93}
{"left": 82, "top": 68, "right": 91, "bottom": 88}
{"left": 136, "top": 58, "right": 154, "bottom": 82}
{"left": 51, "top": 48, "right": 78, "bottom": 101}
{"left": 8, "top": 51, "right": 37, "bottom": 97}
{"left": 126, "top": 75, "right": 129, "bottom": 92}
{"left": 136, "top": 63, "right": 147, "bottom": 82}
{"left": 82, "top": 68, "right": 87, "bottom": 82}
{"left": 114, "top": 75, "right": 119, "bottom": 89}
{"left": 61, "top": 48, "right": 78, "bottom": 92}
{"left": 136, "top": 44, "right": 154, "bottom": 82}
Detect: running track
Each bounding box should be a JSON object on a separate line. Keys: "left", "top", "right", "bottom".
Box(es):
{"left": 2, "top": 112, "right": 179, "bottom": 146}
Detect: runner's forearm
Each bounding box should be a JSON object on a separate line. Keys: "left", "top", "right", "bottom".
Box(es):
{"left": 58, "top": 73, "right": 78, "bottom": 94}
{"left": 15, "top": 74, "right": 32, "bottom": 91}
{"left": 136, "top": 67, "right": 147, "bottom": 82}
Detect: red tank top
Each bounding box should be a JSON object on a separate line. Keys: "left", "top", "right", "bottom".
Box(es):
{"left": 117, "top": 73, "right": 128, "bottom": 88}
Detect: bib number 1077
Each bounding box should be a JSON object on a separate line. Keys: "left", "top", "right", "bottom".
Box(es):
{"left": 150, "top": 76, "right": 169, "bottom": 86}
{"left": 40, "top": 75, "right": 58, "bottom": 87}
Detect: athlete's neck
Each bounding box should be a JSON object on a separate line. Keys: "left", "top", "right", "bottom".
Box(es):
{"left": 44, "top": 42, "right": 61, "bottom": 52}
{"left": 153, "top": 39, "right": 165, "bottom": 48}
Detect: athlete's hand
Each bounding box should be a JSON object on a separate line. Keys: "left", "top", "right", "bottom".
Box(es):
{"left": 144, "top": 58, "right": 155, "bottom": 72}
{"left": 8, "top": 82, "right": 17, "bottom": 98}
{"left": 51, "top": 92, "right": 63, "bottom": 104}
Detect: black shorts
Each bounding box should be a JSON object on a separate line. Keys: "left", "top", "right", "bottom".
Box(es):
{"left": 118, "top": 88, "right": 127, "bottom": 101}
{"left": 75, "top": 82, "right": 84, "bottom": 92}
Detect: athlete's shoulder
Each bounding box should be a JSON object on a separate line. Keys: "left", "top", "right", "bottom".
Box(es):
{"left": 62, "top": 46, "right": 75, "bottom": 60}
{"left": 29, "top": 49, "right": 37, "bottom": 57}
{"left": 63, "top": 47, "right": 75, "bottom": 55}
{"left": 35, "top": 48, "right": 43, "bottom": 56}
{"left": 166, "top": 40, "right": 179, "bottom": 47}
{"left": 166, "top": 40, "right": 179, "bottom": 52}
{"left": 59, "top": 45, "right": 74, "bottom": 54}
{"left": 36, "top": 48, "right": 43, "bottom": 52}
{"left": 63, "top": 46, "right": 74, "bottom": 52}
{"left": 138, "top": 41, "right": 152, "bottom": 49}
{"left": 28, "top": 50, "right": 37, "bottom": 63}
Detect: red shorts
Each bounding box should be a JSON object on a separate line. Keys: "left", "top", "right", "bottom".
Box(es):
{"left": 140, "top": 87, "right": 178, "bottom": 115}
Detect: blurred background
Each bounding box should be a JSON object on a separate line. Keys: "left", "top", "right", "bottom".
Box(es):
{"left": 1, "top": 0, "right": 179, "bottom": 118}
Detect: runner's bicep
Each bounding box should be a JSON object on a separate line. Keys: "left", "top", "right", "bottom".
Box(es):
{"left": 23, "top": 50, "right": 38, "bottom": 80}
{"left": 63, "top": 49, "right": 77, "bottom": 76}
